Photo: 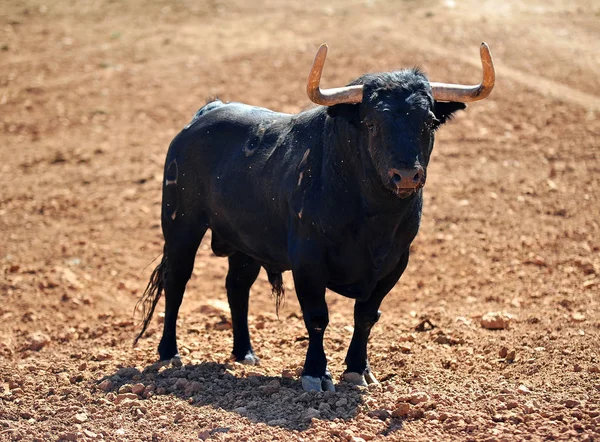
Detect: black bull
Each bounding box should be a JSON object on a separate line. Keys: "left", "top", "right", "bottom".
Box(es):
{"left": 135, "top": 45, "right": 494, "bottom": 392}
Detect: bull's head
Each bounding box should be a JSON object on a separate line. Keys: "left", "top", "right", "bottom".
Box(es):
{"left": 307, "top": 44, "right": 495, "bottom": 198}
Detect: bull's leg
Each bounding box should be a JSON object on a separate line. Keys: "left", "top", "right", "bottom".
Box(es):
{"left": 292, "top": 262, "right": 333, "bottom": 392}
{"left": 344, "top": 250, "right": 410, "bottom": 386}
{"left": 225, "top": 252, "right": 261, "bottom": 364}
{"left": 157, "top": 228, "right": 205, "bottom": 361}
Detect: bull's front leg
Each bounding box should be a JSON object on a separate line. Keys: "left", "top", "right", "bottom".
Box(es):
{"left": 292, "top": 252, "right": 334, "bottom": 392}
{"left": 344, "top": 250, "right": 410, "bottom": 386}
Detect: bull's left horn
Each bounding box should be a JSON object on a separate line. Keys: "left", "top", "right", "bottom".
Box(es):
{"left": 430, "top": 42, "right": 495, "bottom": 102}
{"left": 307, "top": 44, "right": 364, "bottom": 106}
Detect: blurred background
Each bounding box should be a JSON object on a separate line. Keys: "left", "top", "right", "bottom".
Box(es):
{"left": 1, "top": 0, "right": 599, "bottom": 440}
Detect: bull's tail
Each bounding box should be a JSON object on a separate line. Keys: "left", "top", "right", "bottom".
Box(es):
{"left": 133, "top": 254, "right": 167, "bottom": 345}
{"left": 267, "top": 271, "right": 285, "bottom": 318}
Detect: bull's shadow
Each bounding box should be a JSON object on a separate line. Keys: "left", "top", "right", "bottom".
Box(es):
{"left": 98, "top": 360, "right": 383, "bottom": 432}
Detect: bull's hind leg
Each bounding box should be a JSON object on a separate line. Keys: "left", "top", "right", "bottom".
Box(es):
{"left": 157, "top": 227, "right": 205, "bottom": 361}
{"left": 225, "top": 252, "right": 261, "bottom": 364}
{"left": 344, "top": 250, "right": 410, "bottom": 386}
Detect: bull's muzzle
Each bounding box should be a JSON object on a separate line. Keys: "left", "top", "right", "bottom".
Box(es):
{"left": 389, "top": 167, "right": 425, "bottom": 194}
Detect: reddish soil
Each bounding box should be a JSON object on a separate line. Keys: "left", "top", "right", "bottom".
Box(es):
{"left": 1, "top": 0, "right": 599, "bottom": 441}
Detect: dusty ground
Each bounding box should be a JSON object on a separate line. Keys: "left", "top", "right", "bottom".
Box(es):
{"left": 1, "top": 0, "right": 599, "bottom": 440}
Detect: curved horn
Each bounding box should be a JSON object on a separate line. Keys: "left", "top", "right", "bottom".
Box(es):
{"left": 430, "top": 42, "right": 495, "bottom": 102}
{"left": 307, "top": 44, "right": 363, "bottom": 106}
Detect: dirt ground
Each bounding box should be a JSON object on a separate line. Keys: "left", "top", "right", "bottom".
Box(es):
{"left": 1, "top": 0, "right": 599, "bottom": 440}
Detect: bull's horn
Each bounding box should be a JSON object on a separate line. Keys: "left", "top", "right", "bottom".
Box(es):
{"left": 430, "top": 42, "right": 495, "bottom": 102}
{"left": 307, "top": 44, "right": 364, "bottom": 106}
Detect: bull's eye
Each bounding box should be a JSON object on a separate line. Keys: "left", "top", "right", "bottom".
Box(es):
{"left": 426, "top": 111, "right": 440, "bottom": 130}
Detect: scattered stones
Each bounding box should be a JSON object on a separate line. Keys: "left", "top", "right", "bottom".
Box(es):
{"left": 481, "top": 312, "right": 512, "bottom": 330}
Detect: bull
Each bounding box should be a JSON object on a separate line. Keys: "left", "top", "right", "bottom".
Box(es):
{"left": 135, "top": 43, "right": 495, "bottom": 391}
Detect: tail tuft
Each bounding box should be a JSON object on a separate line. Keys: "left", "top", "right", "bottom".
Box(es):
{"left": 267, "top": 271, "right": 285, "bottom": 318}
{"left": 133, "top": 254, "right": 167, "bottom": 345}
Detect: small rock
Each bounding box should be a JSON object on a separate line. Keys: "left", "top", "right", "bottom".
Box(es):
{"left": 506, "top": 349, "right": 516, "bottom": 362}
{"left": 350, "top": 438, "right": 366, "bottom": 442}
{"left": 304, "top": 408, "right": 320, "bottom": 420}
{"left": 588, "top": 365, "right": 599, "bottom": 373}
{"left": 233, "top": 407, "right": 247, "bottom": 415}
{"left": 409, "top": 391, "right": 430, "bottom": 405}
{"left": 74, "top": 413, "right": 88, "bottom": 423}
{"left": 523, "top": 401, "right": 538, "bottom": 414}
{"left": 118, "top": 384, "right": 133, "bottom": 393}
{"left": 26, "top": 332, "right": 51, "bottom": 351}
{"left": 499, "top": 346, "right": 508, "bottom": 358}
{"left": 97, "top": 379, "right": 113, "bottom": 392}
{"left": 260, "top": 379, "right": 280, "bottom": 395}
{"left": 131, "top": 383, "right": 145, "bottom": 395}
{"left": 335, "top": 397, "right": 348, "bottom": 407}
{"left": 184, "top": 381, "right": 202, "bottom": 396}
{"left": 572, "top": 312, "right": 586, "bottom": 322}
{"left": 198, "top": 430, "right": 211, "bottom": 441}
{"left": 174, "top": 378, "right": 188, "bottom": 389}
{"left": 517, "top": 384, "right": 531, "bottom": 395}
{"left": 368, "top": 409, "right": 391, "bottom": 420}
{"left": 281, "top": 369, "right": 295, "bottom": 379}
{"left": 83, "top": 430, "right": 97, "bottom": 438}
{"left": 481, "top": 312, "right": 512, "bottom": 330}
{"left": 392, "top": 403, "right": 411, "bottom": 417}
{"left": 115, "top": 393, "right": 138, "bottom": 404}
{"left": 564, "top": 399, "right": 580, "bottom": 408}
{"left": 267, "top": 418, "right": 287, "bottom": 425}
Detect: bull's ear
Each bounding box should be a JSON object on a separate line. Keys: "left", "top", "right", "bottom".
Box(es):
{"left": 432, "top": 101, "right": 466, "bottom": 125}
{"left": 327, "top": 103, "right": 361, "bottom": 125}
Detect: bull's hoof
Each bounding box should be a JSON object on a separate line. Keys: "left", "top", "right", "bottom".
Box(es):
{"left": 343, "top": 370, "right": 379, "bottom": 386}
{"left": 235, "top": 352, "right": 260, "bottom": 366}
{"left": 301, "top": 375, "right": 335, "bottom": 392}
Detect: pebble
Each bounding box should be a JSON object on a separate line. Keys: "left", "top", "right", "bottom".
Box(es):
{"left": 304, "top": 408, "right": 320, "bottom": 420}
{"left": 260, "top": 379, "right": 281, "bottom": 395}
{"left": 115, "top": 393, "right": 138, "bottom": 404}
{"left": 233, "top": 407, "right": 247, "bottom": 415}
{"left": 174, "top": 378, "right": 188, "bottom": 389}
{"left": 368, "top": 409, "right": 391, "bottom": 420}
{"left": 335, "top": 398, "right": 348, "bottom": 407}
{"left": 409, "top": 391, "right": 430, "bottom": 405}
{"left": 392, "top": 403, "right": 411, "bottom": 417}
{"left": 131, "top": 383, "right": 145, "bottom": 395}
{"left": 517, "top": 385, "right": 531, "bottom": 395}
{"left": 564, "top": 399, "right": 580, "bottom": 408}
{"left": 350, "top": 438, "right": 366, "bottom": 442}
{"left": 74, "top": 413, "right": 88, "bottom": 423}
{"left": 26, "top": 332, "right": 51, "bottom": 351}
{"left": 481, "top": 312, "right": 512, "bottom": 330}
{"left": 97, "top": 380, "right": 113, "bottom": 392}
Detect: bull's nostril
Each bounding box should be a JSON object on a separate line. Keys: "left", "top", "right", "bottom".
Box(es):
{"left": 413, "top": 173, "right": 421, "bottom": 183}
{"left": 391, "top": 173, "right": 402, "bottom": 185}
